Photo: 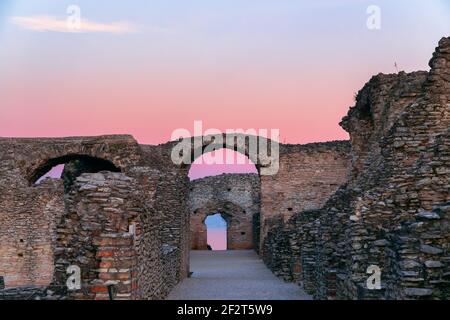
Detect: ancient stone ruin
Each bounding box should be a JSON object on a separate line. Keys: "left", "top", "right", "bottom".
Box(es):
{"left": 0, "top": 37, "right": 448, "bottom": 300}
{"left": 189, "top": 174, "right": 261, "bottom": 250}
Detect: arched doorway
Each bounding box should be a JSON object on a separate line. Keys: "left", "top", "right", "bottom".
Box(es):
{"left": 31, "top": 155, "right": 121, "bottom": 192}
{"left": 26, "top": 155, "right": 122, "bottom": 290}
{"left": 188, "top": 148, "right": 261, "bottom": 253}
{"left": 190, "top": 202, "right": 258, "bottom": 251}
{"left": 205, "top": 213, "right": 228, "bottom": 250}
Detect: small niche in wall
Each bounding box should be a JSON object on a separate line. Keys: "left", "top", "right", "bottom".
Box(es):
{"left": 18, "top": 253, "right": 23, "bottom": 258}
{"left": 241, "top": 232, "right": 246, "bottom": 235}
{"left": 227, "top": 188, "right": 232, "bottom": 192}
{"left": 287, "top": 208, "right": 293, "bottom": 212}
{"left": 19, "top": 239, "right": 24, "bottom": 243}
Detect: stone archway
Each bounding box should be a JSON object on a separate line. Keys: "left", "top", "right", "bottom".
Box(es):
{"left": 190, "top": 201, "right": 254, "bottom": 250}
{"left": 201, "top": 212, "right": 230, "bottom": 250}
{"left": 171, "top": 133, "right": 280, "bottom": 177}
{"left": 30, "top": 154, "right": 121, "bottom": 187}
{"left": 188, "top": 172, "right": 261, "bottom": 253}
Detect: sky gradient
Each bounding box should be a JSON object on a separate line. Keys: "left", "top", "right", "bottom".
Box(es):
{"left": 205, "top": 214, "right": 227, "bottom": 251}
{"left": 1, "top": 0, "right": 448, "bottom": 145}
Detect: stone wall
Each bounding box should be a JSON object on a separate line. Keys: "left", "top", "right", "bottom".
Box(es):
{"left": 0, "top": 166, "right": 64, "bottom": 287}
{"left": 52, "top": 172, "right": 141, "bottom": 300}
{"left": 327, "top": 37, "right": 449, "bottom": 300}
{"left": 158, "top": 134, "right": 351, "bottom": 253}
{"left": 0, "top": 136, "right": 190, "bottom": 300}
{"left": 260, "top": 141, "right": 351, "bottom": 251}
{"left": 262, "top": 37, "right": 450, "bottom": 300}
{"left": 189, "top": 174, "right": 260, "bottom": 250}
{"left": 0, "top": 134, "right": 350, "bottom": 299}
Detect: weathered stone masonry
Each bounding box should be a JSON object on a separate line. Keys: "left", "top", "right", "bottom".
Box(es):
{"left": 0, "top": 136, "right": 191, "bottom": 299}
{"left": 189, "top": 174, "right": 260, "bottom": 250}
{"left": 0, "top": 133, "right": 349, "bottom": 299}
{"left": 1, "top": 37, "right": 448, "bottom": 300}
{"left": 262, "top": 37, "right": 449, "bottom": 300}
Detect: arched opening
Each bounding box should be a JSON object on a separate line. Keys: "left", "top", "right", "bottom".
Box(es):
{"left": 35, "top": 164, "right": 65, "bottom": 184}
{"left": 205, "top": 213, "right": 228, "bottom": 251}
{"left": 21, "top": 155, "right": 122, "bottom": 292}
{"left": 31, "top": 155, "right": 121, "bottom": 192}
{"left": 188, "top": 148, "right": 258, "bottom": 181}
{"left": 188, "top": 147, "right": 260, "bottom": 250}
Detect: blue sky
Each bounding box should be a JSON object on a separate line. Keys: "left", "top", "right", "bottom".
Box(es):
{"left": 205, "top": 214, "right": 227, "bottom": 230}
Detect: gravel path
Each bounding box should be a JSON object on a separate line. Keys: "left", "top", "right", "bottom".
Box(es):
{"left": 167, "top": 250, "right": 312, "bottom": 300}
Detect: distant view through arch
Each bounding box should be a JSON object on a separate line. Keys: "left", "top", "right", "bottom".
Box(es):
{"left": 188, "top": 148, "right": 261, "bottom": 251}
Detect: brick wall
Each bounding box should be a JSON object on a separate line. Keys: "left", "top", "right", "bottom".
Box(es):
{"left": 189, "top": 174, "right": 260, "bottom": 250}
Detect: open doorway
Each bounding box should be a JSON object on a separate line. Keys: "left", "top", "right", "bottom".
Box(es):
{"left": 205, "top": 213, "right": 227, "bottom": 251}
